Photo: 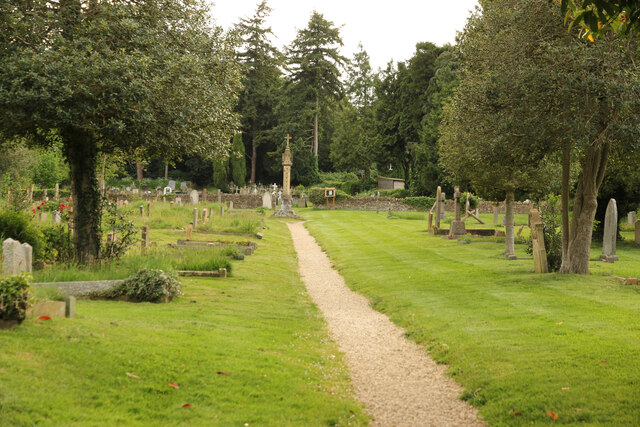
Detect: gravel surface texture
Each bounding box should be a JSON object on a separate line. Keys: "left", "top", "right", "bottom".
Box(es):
{"left": 288, "top": 222, "right": 484, "bottom": 427}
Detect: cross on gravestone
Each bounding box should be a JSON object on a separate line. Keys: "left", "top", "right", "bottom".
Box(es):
{"left": 2, "top": 238, "right": 32, "bottom": 275}
{"left": 600, "top": 198, "right": 619, "bottom": 263}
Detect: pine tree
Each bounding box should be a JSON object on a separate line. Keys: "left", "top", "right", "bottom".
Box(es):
{"left": 236, "top": 0, "right": 283, "bottom": 184}
{"left": 230, "top": 133, "right": 246, "bottom": 187}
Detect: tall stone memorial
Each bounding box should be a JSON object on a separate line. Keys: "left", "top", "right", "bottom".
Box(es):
{"left": 449, "top": 187, "right": 466, "bottom": 237}
{"left": 273, "top": 135, "right": 299, "bottom": 218}
{"left": 434, "top": 186, "right": 442, "bottom": 229}
{"left": 529, "top": 209, "right": 549, "bottom": 273}
{"left": 600, "top": 198, "right": 619, "bottom": 263}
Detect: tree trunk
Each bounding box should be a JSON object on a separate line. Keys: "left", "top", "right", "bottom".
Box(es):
{"left": 560, "top": 144, "right": 571, "bottom": 268}
{"left": 251, "top": 140, "right": 257, "bottom": 184}
{"left": 64, "top": 128, "right": 101, "bottom": 264}
{"left": 364, "top": 166, "right": 370, "bottom": 181}
{"left": 164, "top": 162, "right": 168, "bottom": 180}
{"left": 313, "top": 96, "right": 319, "bottom": 157}
{"left": 560, "top": 140, "right": 610, "bottom": 274}
{"left": 504, "top": 189, "right": 516, "bottom": 259}
{"left": 136, "top": 162, "right": 143, "bottom": 180}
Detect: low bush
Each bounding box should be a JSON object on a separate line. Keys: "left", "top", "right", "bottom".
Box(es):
{"left": 0, "top": 273, "right": 32, "bottom": 321}
{"left": 41, "top": 225, "right": 75, "bottom": 263}
{"left": 404, "top": 196, "right": 436, "bottom": 211}
{"left": 103, "top": 269, "right": 182, "bottom": 303}
{"left": 0, "top": 210, "right": 44, "bottom": 260}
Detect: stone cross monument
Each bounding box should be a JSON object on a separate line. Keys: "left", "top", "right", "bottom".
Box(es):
{"left": 273, "top": 134, "right": 299, "bottom": 218}
{"left": 449, "top": 186, "right": 466, "bottom": 237}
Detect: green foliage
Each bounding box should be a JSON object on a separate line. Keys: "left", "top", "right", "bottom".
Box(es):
{"left": 40, "top": 225, "right": 75, "bottom": 264}
{"left": 0, "top": 273, "right": 32, "bottom": 321}
{"left": 100, "top": 201, "right": 136, "bottom": 261}
{"left": 561, "top": 0, "right": 640, "bottom": 37}
{"left": 318, "top": 171, "right": 358, "bottom": 183}
{"left": 526, "top": 195, "right": 563, "bottom": 272}
{"left": 376, "top": 189, "right": 410, "bottom": 198}
{"left": 404, "top": 196, "right": 437, "bottom": 210}
{"left": 32, "top": 285, "right": 65, "bottom": 302}
{"left": 230, "top": 134, "right": 246, "bottom": 187}
{"left": 103, "top": 269, "right": 182, "bottom": 303}
{"left": 0, "top": 210, "right": 43, "bottom": 260}
{"left": 32, "top": 150, "right": 68, "bottom": 188}
{"left": 308, "top": 187, "right": 351, "bottom": 205}
{"left": 212, "top": 157, "right": 229, "bottom": 192}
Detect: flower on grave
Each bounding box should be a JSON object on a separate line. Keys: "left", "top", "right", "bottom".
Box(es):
{"left": 41, "top": 201, "right": 45, "bottom": 205}
{"left": 32, "top": 209, "right": 36, "bottom": 213}
{"left": 36, "top": 206, "right": 41, "bottom": 210}
{"left": 189, "top": 182, "right": 193, "bottom": 187}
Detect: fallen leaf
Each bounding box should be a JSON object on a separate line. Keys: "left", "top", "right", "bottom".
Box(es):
{"left": 602, "top": 360, "right": 608, "bottom": 365}
{"left": 168, "top": 382, "right": 180, "bottom": 389}
{"left": 562, "top": 387, "right": 570, "bottom": 391}
{"left": 514, "top": 412, "right": 522, "bottom": 417}
{"left": 217, "top": 371, "right": 231, "bottom": 376}
{"left": 101, "top": 333, "right": 105, "bottom": 337}
{"left": 573, "top": 408, "right": 581, "bottom": 412}
{"left": 38, "top": 316, "right": 51, "bottom": 320}
{"left": 547, "top": 411, "right": 558, "bottom": 420}
{"left": 198, "top": 309, "right": 204, "bottom": 312}
{"left": 182, "top": 404, "right": 192, "bottom": 408}
{"left": 556, "top": 322, "right": 563, "bottom": 325}
{"left": 126, "top": 373, "right": 141, "bottom": 379}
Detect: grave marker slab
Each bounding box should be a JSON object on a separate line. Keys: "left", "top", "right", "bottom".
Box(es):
{"left": 601, "top": 198, "right": 619, "bottom": 262}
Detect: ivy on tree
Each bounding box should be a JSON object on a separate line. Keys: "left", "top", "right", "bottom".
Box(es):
{"left": 0, "top": 0, "right": 241, "bottom": 262}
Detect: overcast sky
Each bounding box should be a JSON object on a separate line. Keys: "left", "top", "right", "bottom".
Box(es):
{"left": 209, "top": 0, "right": 480, "bottom": 71}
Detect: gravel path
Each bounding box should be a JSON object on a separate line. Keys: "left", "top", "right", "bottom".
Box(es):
{"left": 288, "top": 222, "right": 484, "bottom": 427}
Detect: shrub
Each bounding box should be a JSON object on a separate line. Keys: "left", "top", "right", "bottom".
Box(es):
{"left": 41, "top": 225, "right": 75, "bottom": 263}
{"left": 100, "top": 200, "right": 137, "bottom": 260}
{"left": 308, "top": 187, "right": 352, "bottom": 205}
{"left": 525, "top": 194, "right": 562, "bottom": 272}
{"left": 0, "top": 273, "right": 32, "bottom": 321}
{"left": 318, "top": 171, "right": 358, "bottom": 183}
{"left": 32, "top": 150, "right": 68, "bottom": 188}
{"left": 404, "top": 196, "right": 436, "bottom": 211}
{"left": 0, "top": 210, "right": 43, "bottom": 260}
{"left": 104, "top": 269, "right": 182, "bottom": 303}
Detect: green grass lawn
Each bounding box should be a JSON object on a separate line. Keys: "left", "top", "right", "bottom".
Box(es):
{"left": 0, "top": 219, "right": 368, "bottom": 426}
{"left": 302, "top": 209, "right": 640, "bottom": 425}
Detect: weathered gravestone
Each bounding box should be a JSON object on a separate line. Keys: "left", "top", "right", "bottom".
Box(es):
{"left": 2, "top": 238, "right": 33, "bottom": 275}
{"left": 628, "top": 211, "right": 637, "bottom": 226}
{"left": 600, "top": 198, "right": 619, "bottom": 263}
{"left": 529, "top": 209, "right": 548, "bottom": 273}
{"left": 180, "top": 182, "right": 188, "bottom": 192}
{"left": 176, "top": 197, "right": 182, "bottom": 207}
{"left": 262, "top": 191, "right": 273, "bottom": 209}
{"left": 449, "top": 186, "right": 466, "bottom": 237}
{"left": 193, "top": 208, "right": 198, "bottom": 229}
{"left": 190, "top": 190, "right": 199, "bottom": 205}
{"left": 168, "top": 180, "right": 176, "bottom": 191}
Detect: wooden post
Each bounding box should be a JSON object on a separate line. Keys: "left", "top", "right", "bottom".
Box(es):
{"left": 193, "top": 208, "right": 198, "bottom": 229}
{"left": 141, "top": 226, "right": 149, "bottom": 253}
{"left": 139, "top": 205, "right": 144, "bottom": 216}
{"left": 187, "top": 223, "right": 193, "bottom": 240}
{"left": 146, "top": 201, "right": 150, "bottom": 217}
{"left": 428, "top": 212, "right": 433, "bottom": 232}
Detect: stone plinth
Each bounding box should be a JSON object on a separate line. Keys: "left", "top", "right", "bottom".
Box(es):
{"left": 449, "top": 220, "right": 466, "bottom": 237}
{"left": 273, "top": 197, "right": 299, "bottom": 218}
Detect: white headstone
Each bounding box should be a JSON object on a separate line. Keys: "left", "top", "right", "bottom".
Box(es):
{"left": 262, "top": 192, "right": 272, "bottom": 209}
{"left": 180, "top": 182, "right": 188, "bottom": 192}
{"left": 2, "top": 238, "right": 32, "bottom": 275}
{"left": 168, "top": 180, "right": 176, "bottom": 191}
{"left": 601, "top": 198, "right": 619, "bottom": 262}
{"left": 628, "top": 211, "right": 637, "bottom": 226}
{"left": 163, "top": 187, "right": 172, "bottom": 195}
{"left": 190, "top": 190, "right": 199, "bottom": 205}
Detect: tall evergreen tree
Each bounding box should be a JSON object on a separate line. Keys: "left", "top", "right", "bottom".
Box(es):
{"left": 230, "top": 133, "right": 246, "bottom": 187}
{"left": 235, "top": 0, "right": 283, "bottom": 184}
{"left": 283, "top": 11, "right": 346, "bottom": 171}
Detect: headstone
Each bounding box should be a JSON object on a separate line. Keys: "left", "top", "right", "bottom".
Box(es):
{"left": 132, "top": 188, "right": 139, "bottom": 195}
{"left": 229, "top": 201, "right": 234, "bottom": 211}
{"left": 2, "top": 238, "right": 32, "bottom": 275}
{"left": 220, "top": 206, "right": 224, "bottom": 216}
{"left": 493, "top": 206, "right": 499, "bottom": 226}
{"left": 65, "top": 296, "right": 76, "bottom": 318}
{"left": 600, "top": 198, "right": 619, "bottom": 262}
{"left": 180, "top": 182, "right": 188, "bottom": 192}
{"left": 38, "top": 212, "right": 48, "bottom": 222}
{"left": 636, "top": 220, "right": 640, "bottom": 245}
{"left": 168, "top": 180, "right": 176, "bottom": 191}
{"left": 628, "top": 211, "right": 637, "bottom": 226}
{"left": 176, "top": 197, "right": 182, "bottom": 207}
{"left": 54, "top": 183, "right": 59, "bottom": 200}
{"left": 262, "top": 191, "right": 272, "bottom": 209}
{"left": 43, "top": 189, "right": 48, "bottom": 199}
{"left": 217, "top": 189, "right": 222, "bottom": 204}
{"left": 190, "top": 190, "right": 199, "bottom": 205}
{"left": 163, "top": 187, "right": 172, "bottom": 195}
{"left": 531, "top": 221, "right": 549, "bottom": 273}
{"left": 193, "top": 208, "right": 198, "bottom": 229}
{"left": 449, "top": 186, "right": 466, "bottom": 237}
